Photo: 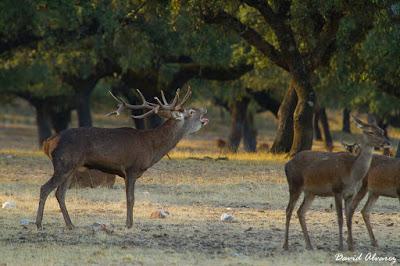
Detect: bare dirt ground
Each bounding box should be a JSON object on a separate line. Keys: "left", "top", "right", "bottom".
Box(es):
{"left": 0, "top": 109, "right": 399, "bottom": 265}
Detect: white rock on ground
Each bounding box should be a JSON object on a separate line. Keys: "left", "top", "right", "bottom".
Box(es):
{"left": 220, "top": 213, "right": 234, "bottom": 222}
{"left": 150, "top": 209, "right": 170, "bottom": 219}
{"left": 20, "top": 219, "right": 35, "bottom": 226}
{"left": 2, "top": 201, "right": 16, "bottom": 209}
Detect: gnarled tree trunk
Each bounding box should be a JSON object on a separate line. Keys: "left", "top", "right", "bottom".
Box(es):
{"left": 396, "top": 142, "right": 400, "bottom": 158}
{"left": 313, "top": 109, "right": 322, "bottom": 141}
{"left": 319, "top": 107, "right": 333, "bottom": 151}
{"left": 289, "top": 68, "right": 316, "bottom": 157}
{"left": 243, "top": 111, "right": 257, "bottom": 152}
{"left": 228, "top": 97, "right": 249, "bottom": 152}
{"left": 50, "top": 109, "right": 71, "bottom": 133}
{"left": 75, "top": 88, "right": 93, "bottom": 127}
{"left": 271, "top": 83, "right": 297, "bottom": 153}
{"left": 342, "top": 108, "right": 351, "bottom": 133}
{"left": 145, "top": 115, "right": 163, "bottom": 129}
{"left": 34, "top": 103, "right": 52, "bottom": 146}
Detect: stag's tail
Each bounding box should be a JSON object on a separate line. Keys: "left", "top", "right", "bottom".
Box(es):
{"left": 42, "top": 135, "right": 60, "bottom": 159}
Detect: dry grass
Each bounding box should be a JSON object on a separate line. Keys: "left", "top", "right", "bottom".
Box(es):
{"left": 0, "top": 109, "right": 399, "bottom": 265}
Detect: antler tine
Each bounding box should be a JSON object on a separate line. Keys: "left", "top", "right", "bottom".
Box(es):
{"left": 153, "top": 89, "right": 181, "bottom": 110}
{"left": 109, "top": 91, "right": 123, "bottom": 104}
{"left": 170, "top": 88, "right": 180, "bottom": 107}
{"left": 106, "top": 91, "right": 126, "bottom": 116}
{"left": 160, "top": 90, "right": 169, "bottom": 105}
{"left": 176, "top": 86, "right": 192, "bottom": 108}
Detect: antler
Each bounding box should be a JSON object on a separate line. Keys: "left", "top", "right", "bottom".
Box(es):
{"left": 175, "top": 86, "right": 192, "bottom": 110}
{"left": 154, "top": 89, "right": 181, "bottom": 110}
{"left": 106, "top": 90, "right": 159, "bottom": 119}
{"left": 106, "top": 87, "right": 192, "bottom": 119}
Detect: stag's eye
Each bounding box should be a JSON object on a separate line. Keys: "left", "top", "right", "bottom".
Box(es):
{"left": 189, "top": 109, "right": 195, "bottom": 115}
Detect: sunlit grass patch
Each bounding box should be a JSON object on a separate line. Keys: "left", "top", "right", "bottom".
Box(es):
{"left": 169, "top": 150, "right": 288, "bottom": 163}
{"left": 0, "top": 148, "right": 45, "bottom": 159}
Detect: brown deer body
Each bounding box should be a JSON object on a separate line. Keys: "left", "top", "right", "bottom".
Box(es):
{"left": 346, "top": 155, "right": 399, "bottom": 248}
{"left": 36, "top": 88, "right": 208, "bottom": 229}
{"left": 283, "top": 117, "right": 389, "bottom": 251}
{"left": 43, "top": 136, "right": 115, "bottom": 188}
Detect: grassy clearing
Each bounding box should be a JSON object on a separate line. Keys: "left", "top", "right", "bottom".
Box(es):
{"left": 0, "top": 110, "right": 399, "bottom": 265}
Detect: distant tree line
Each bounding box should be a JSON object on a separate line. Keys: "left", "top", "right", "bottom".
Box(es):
{"left": 0, "top": 0, "right": 399, "bottom": 156}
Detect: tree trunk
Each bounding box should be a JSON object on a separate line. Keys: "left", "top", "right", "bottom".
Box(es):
{"left": 319, "top": 107, "right": 333, "bottom": 151}
{"left": 34, "top": 104, "right": 52, "bottom": 147}
{"left": 228, "top": 97, "right": 249, "bottom": 152}
{"left": 145, "top": 115, "right": 163, "bottom": 129}
{"left": 271, "top": 83, "right": 297, "bottom": 153}
{"left": 342, "top": 108, "right": 351, "bottom": 133}
{"left": 50, "top": 109, "right": 71, "bottom": 133}
{"left": 290, "top": 73, "right": 316, "bottom": 157}
{"left": 243, "top": 111, "right": 257, "bottom": 152}
{"left": 76, "top": 89, "right": 92, "bottom": 127}
{"left": 396, "top": 141, "right": 400, "bottom": 158}
{"left": 313, "top": 109, "right": 322, "bottom": 141}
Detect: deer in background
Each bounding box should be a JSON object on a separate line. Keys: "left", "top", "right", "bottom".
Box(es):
{"left": 283, "top": 117, "right": 390, "bottom": 251}
{"left": 35, "top": 87, "right": 208, "bottom": 229}
{"left": 340, "top": 142, "right": 400, "bottom": 248}
{"left": 341, "top": 141, "right": 361, "bottom": 155}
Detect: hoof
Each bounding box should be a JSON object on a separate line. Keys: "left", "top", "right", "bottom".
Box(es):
{"left": 283, "top": 244, "right": 289, "bottom": 251}
{"left": 66, "top": 224, "right": 75, "bottom": 230}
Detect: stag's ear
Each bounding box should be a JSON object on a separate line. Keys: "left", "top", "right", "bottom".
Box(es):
{"left": 171, "top": 111, "right": 184, "bottom": 120}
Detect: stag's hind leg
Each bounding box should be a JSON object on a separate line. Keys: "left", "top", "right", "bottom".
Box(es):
{"left": 55, "top": 173, "right": 74, "bottom": 229}
{"left": 36, "top": 174, "right": 66, "bottom": 229}
{"left": 297, "top": 192, "right": 315, "bottom": 250}
{"left": 283, "top": 189, "right": 301, "bottom": 250}
{"left": 361, "top": 192, "right": 379, "bottom": 247}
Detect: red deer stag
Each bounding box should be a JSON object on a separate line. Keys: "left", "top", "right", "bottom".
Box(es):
{"left": 283, "top": 117, "right": 390, "bottom": 251}
{"left": 35, "top": 87, "right": 208, "bottom": 229}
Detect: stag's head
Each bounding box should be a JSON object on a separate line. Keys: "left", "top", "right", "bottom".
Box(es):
{"left": 352, "top": 116, "right": 390, "bottom": 149}
{"left": 107, "top": 87, "right": 208, "bottom": 134}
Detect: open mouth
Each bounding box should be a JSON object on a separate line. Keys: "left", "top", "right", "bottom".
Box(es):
{"left": 200, "top": 116, "right": 209, "bottom": 126}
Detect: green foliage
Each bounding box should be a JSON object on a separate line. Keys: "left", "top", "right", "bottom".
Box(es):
{"left": 316, "top": 7, "right": 400, "bottom": 119}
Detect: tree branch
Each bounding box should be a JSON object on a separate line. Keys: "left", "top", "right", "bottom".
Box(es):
{"left": 202, "top": 10, "right": 289, "bottom": 71}
{"left": 376, "top": 80, "right": 400, "bottom": 99}
{"left": 241, "top": 0, "right": 278, "bottom": 25}
{"left": 167, "top": 63, "right": 254, "bottom": 91}
{"left": 306, "top": 11, "right": 344, "bottom": 70}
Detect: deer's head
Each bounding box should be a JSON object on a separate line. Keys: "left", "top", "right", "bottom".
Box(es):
{"left": 352, "top": 116, "right": 391, "bottom": 149}
{"left": 107, "top": 87, "right": 208, "bottom": 134}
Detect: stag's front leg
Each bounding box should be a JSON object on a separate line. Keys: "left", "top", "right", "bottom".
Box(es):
{"left": 125, "top": 172, "right": 140, "bottom": 228}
